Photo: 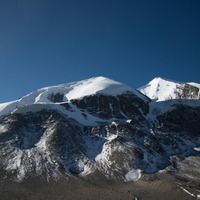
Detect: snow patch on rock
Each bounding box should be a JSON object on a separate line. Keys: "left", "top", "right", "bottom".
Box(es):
{"left": 125, "top": 169, "right": 141, "bottom": 181}
{"left": 0, "top": 125, "right": 8, "bottom": 133}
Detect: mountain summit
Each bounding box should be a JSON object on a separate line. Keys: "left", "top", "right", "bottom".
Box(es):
{"left": 139, "top": 77, "right": 200, "bottom": 101}
{"left": 0, "top": 76, "right": 200, "bottom": 198}
{"left": 0, "top": 76, "right": 148, "bottom": 117}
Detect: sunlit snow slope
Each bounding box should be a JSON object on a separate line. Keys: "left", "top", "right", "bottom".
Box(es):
{"left": 139, "top": 77, "right": 200, "bottom": 102}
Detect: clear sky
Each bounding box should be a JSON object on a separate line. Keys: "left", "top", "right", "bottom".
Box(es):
{"left": 0, "top": 0, "right": 200, "bottom": 103}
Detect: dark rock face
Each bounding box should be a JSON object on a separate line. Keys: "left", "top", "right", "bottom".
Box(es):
{"left": 176, "top": 84, "right": 200, "bottom": 99}
{"left": 48, "top": 93, "right": 64, "bottom": 103}
{"left": 0, "top": 110, "right": 88, "bottom": 180}
{"left": 71, "top": 94, "right": 149, "bottom": 120}
{"left": 157, "top": 105, "right": 200, "bottom": 136}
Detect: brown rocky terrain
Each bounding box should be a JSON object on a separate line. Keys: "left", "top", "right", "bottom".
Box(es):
{"left": 0, "top": 171, "right": 198, "bottom": 200}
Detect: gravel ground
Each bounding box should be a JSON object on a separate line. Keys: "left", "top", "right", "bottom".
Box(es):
{"left": 0, "top": 171, "right": 198, "bottom": 200}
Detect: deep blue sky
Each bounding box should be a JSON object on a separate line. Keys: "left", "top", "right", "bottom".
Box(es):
{"left": 0, "top": 0, "right": 200, "bottom": 103}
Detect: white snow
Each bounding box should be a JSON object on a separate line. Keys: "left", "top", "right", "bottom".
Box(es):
{"left": 0, "top": 100, "right": 18, "bottom": 116}
{"left": 0, "top": 125, "right": 8, "bottom": 133}
{"left": 78, "top": 160, "right": 94, "bottom": 176}
{"left": 65, "top": 76, "right": 133, "bottom": 100}
{"left": 139, "top": 77, "right": 200, "bottom": 102}
{"left": 194, "top": 147, "right": 200, "bottom": 152}
{"left": 179, "top": 186, "right": 196, "bottom": 197}
{"left": 125, "top": 169, "right": 141, "bottom": 181}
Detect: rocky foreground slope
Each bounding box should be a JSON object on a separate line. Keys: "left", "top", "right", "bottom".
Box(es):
{"left": 0, "top": 76, "right": 200, "bottom": 199}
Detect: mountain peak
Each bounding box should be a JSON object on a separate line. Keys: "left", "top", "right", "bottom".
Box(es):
{"left": 139, "top": 77, "right": 200, "bottom": 101}
{"left": 149, "top": 77, "right": 182, "bottom": 84}
{"left": 21, "top": 76, "right": 144, "bottom": 102}
{"left": 0, "top": 76, "right": 148, "bottom": 117}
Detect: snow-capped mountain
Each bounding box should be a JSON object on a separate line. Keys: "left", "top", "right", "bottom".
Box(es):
{"left": 139, "top": 77, "right": 200, "bottom": 102}
{"left": 0, "top": 76, "right": 148, "bottom": 117}
{"left": 0, "top": 76, "right": 200, "bottom": 186}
